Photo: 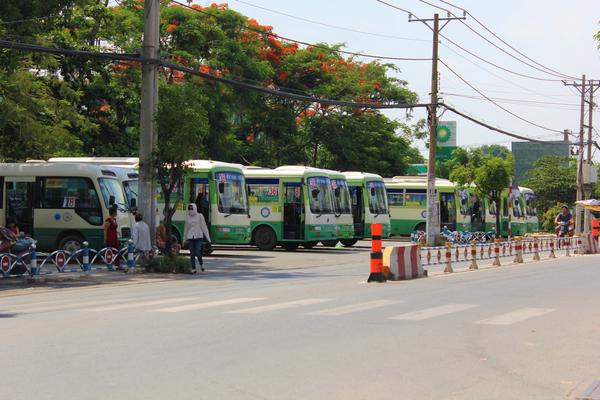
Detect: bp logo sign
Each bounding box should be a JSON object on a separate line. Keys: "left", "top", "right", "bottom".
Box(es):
{"left": 436, "top": 122, "right": 456, "bottom": 146}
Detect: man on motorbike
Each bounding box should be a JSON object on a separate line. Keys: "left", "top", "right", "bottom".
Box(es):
{"left": 554, "top": 205, "right": 574, "bottom": 236}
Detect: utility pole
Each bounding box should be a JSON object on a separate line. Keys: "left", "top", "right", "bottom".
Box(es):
{"left": 563, "top": 76, "right": 600, "bottom": 233}
{"left": 140, "top": 0, "right": 160, "bottom": 241}
{"left": 410, "top": 12, "right": 465, "bottom": 246}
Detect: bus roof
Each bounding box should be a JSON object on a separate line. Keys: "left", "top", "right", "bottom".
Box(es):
{"left": 186, "top": 160, "right": 244, "bottom": 172}
{"left": 1, "top": 162, "right": 124, "bottom": 178}
{"left": 342, "top": 171, "right": 384, "bottom": 183}
{"left": 243, "top": 165, "right": 330, "bottom": 179}
{"left": 318, "top": 168, "right": 345, "bottom": 180}
{"left": 387, "top": 176, "right": 454, "bottom": 189}
{"left": 518, "top": 186, "right": 533, "bottom": 193}
{"left": 47, "top": 157, "right": 140, "bottom": 167}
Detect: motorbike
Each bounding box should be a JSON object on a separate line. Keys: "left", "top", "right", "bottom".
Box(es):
{"left": 556, "top": 220, "right": 574, "bottom": 237}
{"left": 0, "top": 227, "right": 34, "bottom": 274}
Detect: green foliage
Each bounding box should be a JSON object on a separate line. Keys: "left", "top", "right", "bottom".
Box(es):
{"left": 0, "top": 1, "right": 424, "bottom": 175}
{"left": 152, "top": 81, "right": 209, "bottom": 254}
{"left": 522, "top": 156, "right": 576, "bottom": 214}
{"left": 144, "top": 254, "right": 191, "bottom": 274}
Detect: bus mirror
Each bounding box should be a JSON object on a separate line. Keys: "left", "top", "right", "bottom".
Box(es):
{"left": 370, "top": 188, "right": 375, "bottom": 196}
{"left": 109, "top": 195, "right": 115, "bottom": 206}
{"left": 334, "top": 187, "right": 340, "bottom": 197}
{"left": 311, "top": 189, "right": 319, "bottom": 199}
{"left": 130, "top": 198, "right": 137, "bottom": 209}
{"left": 218, "top": 182, "right": 225, "bottom": 194}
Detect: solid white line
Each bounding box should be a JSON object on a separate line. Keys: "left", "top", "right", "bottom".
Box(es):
{"left": 151, "top": 298, "right": 266, "bottom": 313}
{"left": 86, "top": 297, "right": 199, "bottom": 312}
{"left": 226, "top": 298, "right": 332, "bottom": 314}
{"left": 474, "top": 308, "right": 555, "bottom": 325}
{"left": 307, "top": 300, "right": 404, "bottom": 316}
{"left": 389, "top": 303, "right": 479, "bottom": 321}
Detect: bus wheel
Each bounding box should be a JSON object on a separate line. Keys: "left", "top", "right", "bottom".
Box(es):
{"left": 283, "top": 243, "right": 299, "bottom": 251}
{"left": 58, "top": 235, "right": 84, "bottom": 253}
{"left": 340, "top": 239, "right": 358, "bottom": 247}
{"left": 415, "top": 223, "right": 426, "bottom": 233}
{"left": 321, "top": 240, "right": 338, "bottom": 247}
{"left": 302, "top": 241, "right": 318, "bottom": 249}
{"left": 254, "top": 226, "right": 276, "bottom": 251}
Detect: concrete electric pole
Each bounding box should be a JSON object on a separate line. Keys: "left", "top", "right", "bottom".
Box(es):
{"left": 139, "top": 0, "right": 160, "bottom": 241}
{"left": 409, "top": 12, "right": 465, "bottom": 246}
{"left": 563, "top": 75, "right": 600, "bottom": 234}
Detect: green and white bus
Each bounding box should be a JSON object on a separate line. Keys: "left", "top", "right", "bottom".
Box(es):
{"left": 167, "top": 160, "right": 252, "bottom": 245}
{"left": 520, "top": 186, "right": 539, "bottom": 234}
{"left": 385, "top": 176, "right": 460, "bottom": 236}
{"left": 321, "top": 169, "right": 354, "bottom": 247}
{"left": 484, "top": 188, "right": 527, "bottom": 236}
{"left": 244, "top": 166, "right": 337, "bottom": 251}
{"left": 1, "top": 162, "right": 130, "bottom": 251}
{"left": 48, "top": 158, "right": 252, "bottom": 246}
{"left": 343, "top": 171, "right": 391, "bottom": 245}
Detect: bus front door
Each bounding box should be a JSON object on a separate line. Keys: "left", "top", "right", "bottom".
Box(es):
{"left": 283, "top": 184, "right": 304, "bottom": 240}
{"left": 5, "top": 178, "right": 35, "bottom": 236}
{"left": 440, "top": 192, "right": 456, "bottom": 231}
{"left": 349, "top": 186, "right": 364, "bottom": 237}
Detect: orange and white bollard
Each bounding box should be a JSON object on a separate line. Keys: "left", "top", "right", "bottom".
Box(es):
{"left": 444, "top": 243, "right": 453, "bottom": 273}
{"left": 565, "top": 237, "right": 571, "bottom": 257}
{"left": 513, "top": 237, "right": 524, "bottom": 264}
{"left": 367, "top": 223, "right": 385, "bottom": 283}
{"left": 492, "top": 239, "right": 501, "bottom": 266}
{"left": 532, "top": 238, "right": 540, "bottom": 261}
{"left": 469, "top": 241, "right": 478, "bottom": 270}
{"left": 549, "top": 238, "right": 556, "bottom": 259}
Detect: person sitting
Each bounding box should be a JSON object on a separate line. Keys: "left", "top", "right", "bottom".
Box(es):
{"left": 6, "top": 218, "right": 20, "bottom": 236}
{"left": 156, "top": 222, "right": 181, "bottom": 254}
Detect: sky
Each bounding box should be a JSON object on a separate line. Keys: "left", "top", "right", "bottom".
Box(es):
{"left": 193, "top": 0, "right": 600, "bottom": 158}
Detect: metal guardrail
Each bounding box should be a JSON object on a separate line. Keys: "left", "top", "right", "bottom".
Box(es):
{"left": 420, "top": 235, "right": 579, "bottom": 267}
{"left": 1, "top": 240, "right": 139, "bottom": 278}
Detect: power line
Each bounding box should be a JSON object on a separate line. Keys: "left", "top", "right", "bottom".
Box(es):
{"left": 440, "top": 92, "right": 581, "bottom": 109}
{"left": 434, "top": 0, "right": 583, "bottom": 81}
{"left": 0, "top": 38, "right": 430, "bottom": 110}
{"left": 439, "top": 59, "right": 564, "bottom": 133}
{"left": 171, "top": 1, "right": 430, "bottom": 61}
{"left": 229, "top": 0, "right": 429, "bottom": 42}
{"left": 440, "top": 103, "right": 553, "bottom": 143}
{"left": 416, "top": 0, "right": 578, "bottom": 80}
{"left": 375, "top": 0, "right": 568, "bottom": 82}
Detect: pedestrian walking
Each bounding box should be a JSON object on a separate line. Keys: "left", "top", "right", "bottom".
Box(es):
{"left": 132, "top": 213, "right": 152, "bottom": 261}
{"left": 184, "top": 203, "right": 211, "bottom": 274}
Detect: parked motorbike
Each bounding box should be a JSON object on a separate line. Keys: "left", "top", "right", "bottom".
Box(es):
{"left": 0, "top": 227, "right": 34, "bottom": 274}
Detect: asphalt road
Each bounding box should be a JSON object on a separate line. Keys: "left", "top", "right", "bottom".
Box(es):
{"left": 2, "top": 241, "right": 599, "bottom": 400}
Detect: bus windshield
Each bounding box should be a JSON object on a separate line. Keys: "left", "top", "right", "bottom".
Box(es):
{"left": 123, "top": 179, "right": 138, "bottom": 207}
{"left": 308, "top": 176, "right": 333, "bottom": 214}
{"left": 331, "top": 179, "right": 351, "bottom": 215}
{"left": 525, "top": 193, "right": 536, "bottom": 216}
{"left": 215, "top": 172, "right": 248, "bottom": 214}
{"left": 98, "top": 178, "right": 128, "bottom": 208}
{"left": 367, "top": 181, "right": 388, "bottom": 215}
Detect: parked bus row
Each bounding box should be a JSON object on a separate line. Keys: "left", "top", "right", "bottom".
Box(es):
{"left": 2, "top": 158, "right": 538, "bottom": 252}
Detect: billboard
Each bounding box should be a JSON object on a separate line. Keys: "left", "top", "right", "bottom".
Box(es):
{"left": 436, "top": 121, "right": 457, "bottom": 162}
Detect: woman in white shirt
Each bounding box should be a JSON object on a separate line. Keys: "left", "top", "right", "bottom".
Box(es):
{"left": 184, "top": 203, "right": 211, "bottom": 273}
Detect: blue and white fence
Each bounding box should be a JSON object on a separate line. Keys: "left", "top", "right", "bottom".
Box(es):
{"left": 1, "top": 240, "right": 140, "bottom": 278}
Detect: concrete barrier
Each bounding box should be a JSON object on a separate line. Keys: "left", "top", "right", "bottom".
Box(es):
{"left": 581, "top": 233, "right": 599, "bottom": 254}
{"left": 383, "top": 244, "right": 427, "bottom": 281}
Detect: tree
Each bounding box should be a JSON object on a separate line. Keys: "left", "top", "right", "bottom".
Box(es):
{"left": 522, "top": 156, "right": 577, "bottom": 230}
{"left": 152, "top": 81, "right": 209, "bottom": 254}
{"left": 451, "top": 156, "right": 512, "bottom": 234}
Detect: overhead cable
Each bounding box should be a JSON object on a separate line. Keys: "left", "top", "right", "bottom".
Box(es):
{"left": 170, "top": 0, "right": 430, "bottom": 61}
{"left": 0, "top": 39, "right": 429, "bottom": 110}
{"left": 440, "top": 59, "right": 564, "bottom": 133}
{"left": 434, "top": 0, "right": 583, "bottom": 81}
